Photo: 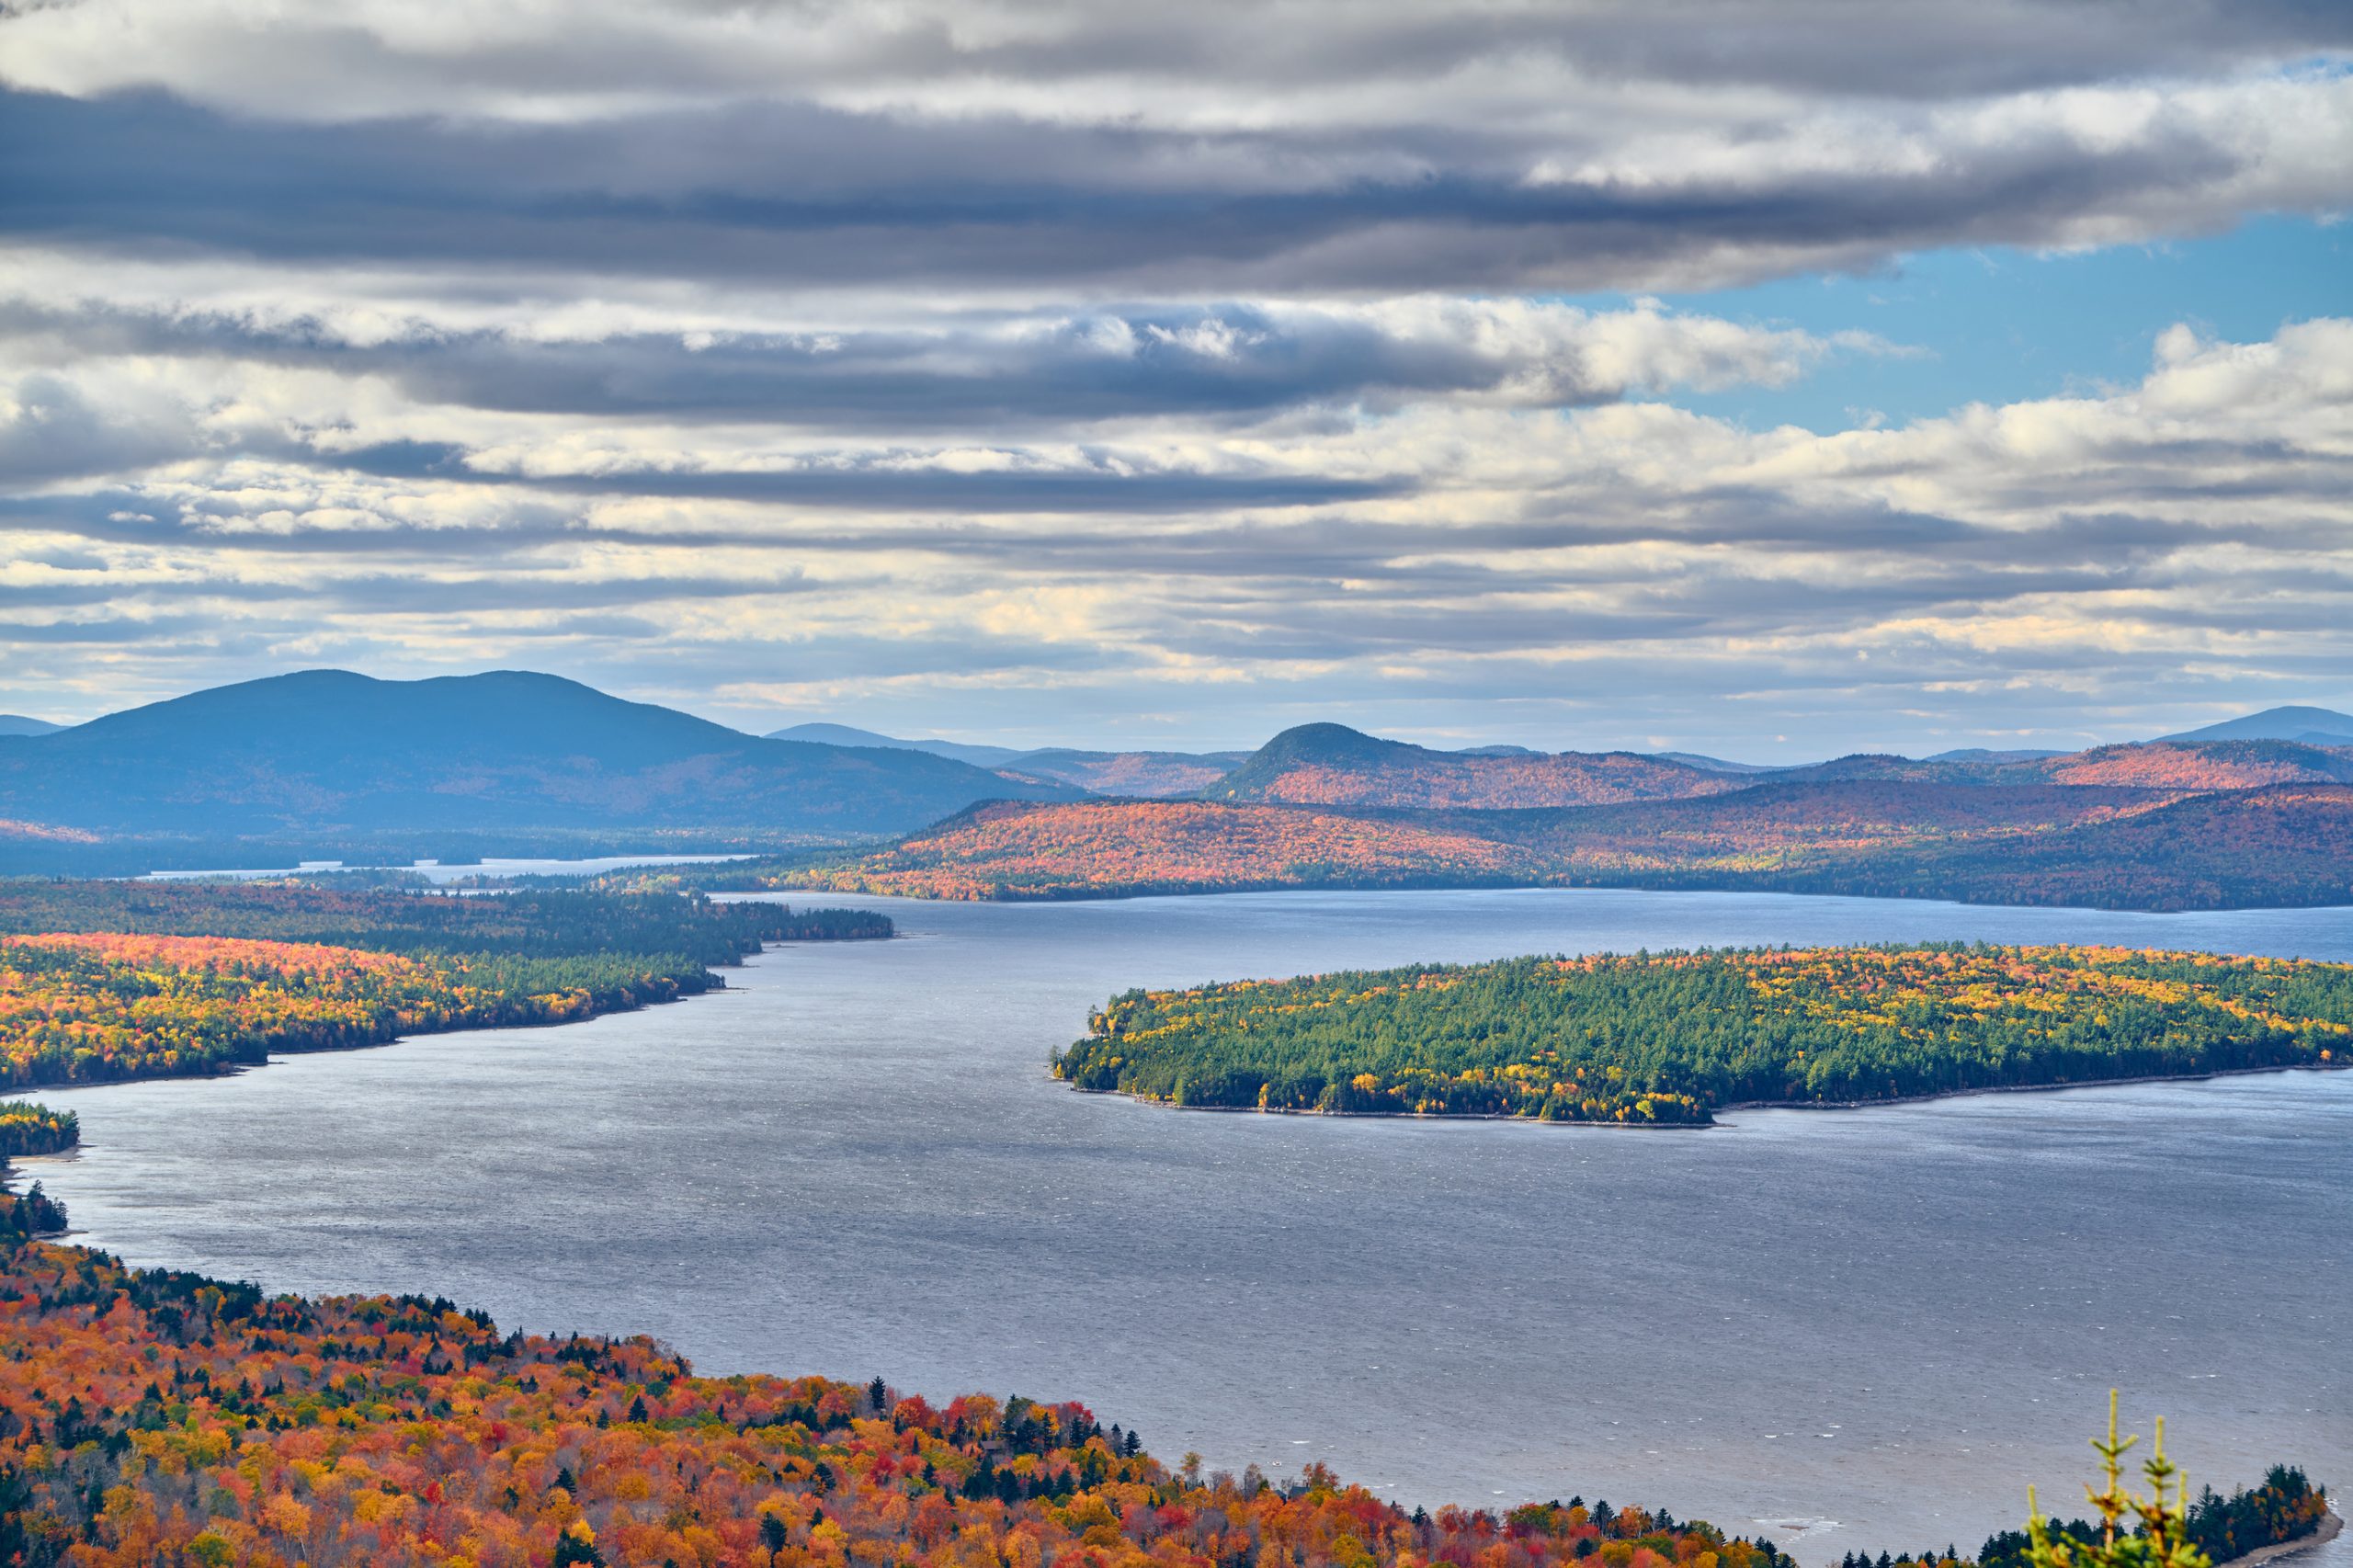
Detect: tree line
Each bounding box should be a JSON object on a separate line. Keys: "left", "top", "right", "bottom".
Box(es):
{"left": 0, "top": 881, "right": 892, "bottom": 1089}
{"left": 1052, "top": 944, "right": 2353, "bottom": 1124}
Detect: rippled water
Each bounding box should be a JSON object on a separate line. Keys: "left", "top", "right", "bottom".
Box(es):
{"left": 25, "top": 889, "right": 2352, "bottom": 1564}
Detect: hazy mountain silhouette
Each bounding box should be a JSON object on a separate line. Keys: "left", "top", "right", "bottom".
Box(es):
{"left": 0, "top": 670, "right": 1080, "bottom": 838}
{"left": 2158, "top": 705, "right": 2353, "bottom": 746}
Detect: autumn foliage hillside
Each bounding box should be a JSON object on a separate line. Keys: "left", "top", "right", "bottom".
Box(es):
{"left": 1209, "top": 725, "right": 1743, "bottom": 810}
{"left": 1460, "top": 780, "right": 2167, "bottom": 864}
{"left": 740, "top": 779, "right": 2353, "bottom": 910}
{"left": 1725, "top": 741, "right": 2353, "bottom": 792}
{"left": 0, "top": 1235, "right": 1816, "bottom": 1568}
{"left": 1807, "top": 784, "right": 2353, "bottom": 911}
{"left": 0, "top": 1223, "right": 2328, "bottom": 1568}
{"left": 2035, "top": 740, "right": 2353, "bottom": 790}
{"left": 782, "top": 801, "right": 1548, "bottom": 900}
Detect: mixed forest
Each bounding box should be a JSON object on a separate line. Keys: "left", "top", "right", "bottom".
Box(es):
{"left": 694, "top": 780, "right": 2353, "bottom": 913}
{"left": 0, "top": 880, "right": 890, "bottom": 1088}
{"left": 0, "top": 1208, "right": 2326, "bottom": 1568}
{"left": 1051, "top": 945, "right": 2353, "bottom": 1123}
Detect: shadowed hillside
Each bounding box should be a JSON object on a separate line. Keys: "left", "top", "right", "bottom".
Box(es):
{"left": 734, "top": 780, "right": 2353, "bottom": 911}
{"left": 0, "top": 670, "right": 1080, "bottom": 844}
{"left": 1210, "top": 723, "right": 1746, "bottom": 809}
{"left": 1770, "top": 739, "right": 2353, "bottom": 790}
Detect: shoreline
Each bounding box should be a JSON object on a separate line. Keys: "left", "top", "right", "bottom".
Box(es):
{"left": 2225, "top": 1508, "right": 2342, "bottom": 1568}
{"left": 1061, "top": 1056, "right": 2351, "bottom": 1129}
{"left": 0, "top": 937, "right": 835, "bottom": 1098}
{"left": 767, "top": 876, "right": 2353, "bottom": 918}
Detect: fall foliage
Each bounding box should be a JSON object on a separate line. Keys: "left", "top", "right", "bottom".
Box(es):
{"left": 0, "top": 1229, "right": 2327, "bottom": 1568}
{"left": 706, "top": 782, "right": 2353, "bottom": 912}
{"left": 0, "top": 883, "right": 892, "bottom": 1088}
{"left": 0, "top": 1228, "right": 1815, "bottom": 1568}
{"left": 767, "top": 801, "right": 1545, "bottom": 901}
{"left": 1051, "top": 945, "right": 2353, "bottom": 1123}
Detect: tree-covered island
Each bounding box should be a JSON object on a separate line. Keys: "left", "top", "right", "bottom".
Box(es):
{"left": 1052, "top": 945, "right": 2352, "bottom": 1124}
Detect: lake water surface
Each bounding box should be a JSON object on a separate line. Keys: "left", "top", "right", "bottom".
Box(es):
{"left": 26, "top": 889, "right": 2353, "bottom": 1564}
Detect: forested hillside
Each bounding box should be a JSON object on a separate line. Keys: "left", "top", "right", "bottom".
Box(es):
{"left": 0, "top": 881, "right": 880, "bottom": 962}
{"left": 716, "top": 780, "right": 2353, "bottom": 911}
{"left": 1210, "top": 724, "right": 1744, "bottom": 809}
{"left": 1003, "top": 749, "right": 1250, "bottom": 798}
{"left": 0, "top": 669, "right": 1078, "bottom": 847}
{"left": 0, "top": 1235, "right": 1783, "bottom": 1568}
{"left": 0, "top": 1230, "right": 2327, "bottom": 1568}
{"left": 764, "top": 801, "right": 1545, "bottom": 899}
{"left": 1053, "top": 945, "right": 2353, "bottom": 1122}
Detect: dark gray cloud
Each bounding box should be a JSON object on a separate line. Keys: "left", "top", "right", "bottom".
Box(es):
{"left": 0, "top": 77, "right": 2334, "bottom": 295}
{"left": 2, "top": 2, "right": 2348, "bottom": 752}
{"left": 10, "top": 2, "right": 2347, "bottom": 126}
{"left": 0, "top": 298, "right": 1828, "bottom": 429}
{"left": 0, "top": 373, "right": 189, "bottom": 484}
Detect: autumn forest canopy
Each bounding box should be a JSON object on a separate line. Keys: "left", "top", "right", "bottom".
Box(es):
{"left": 1052, "top": 945, "right": 2353, "bottom": 1124}
{"left": 0, "top": 1226, "right": 2329, "bottom": 1568}
{"left": 0, "top": 880, "right": 891, "bottom": 1088}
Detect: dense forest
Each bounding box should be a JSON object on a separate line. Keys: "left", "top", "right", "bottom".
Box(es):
{"left": 0, "top": 881, "right": 892, "bottom": 1088}
{"left": 0, "top": 1236, "right": 1793, "bottom": 1568}
{"left": 1209, "top": 724, "right": 1747, "bottom": 809}
{"left": 689, "top": 782, "right": 2353, "bottom": 913}
{"left": 1052, "top": 945, "right": 2353, "bottom": 1123}
{"left": 1975, "top": 1467, "right": 2330, "bottom": 1568}
{"left": 1211, "top": 724, "right": 2353, "bottom": 809}
{"left": 0, "top": 1098, "right": 74, "bottom": 1246}
{"left": 0, "top": 881, "right": 889, "bottom": 963}
{"left": 0, "top": 1231, "right": 2325, "bottom": 1568}
{"left": 0, "top": 932, "right": 725, "bottom": 1086}
{"left": 0, "top": 1099, "right": 75, "bottom": 1159}
{"left": 715, "top": 801, "right": 1544, "bottom": 900}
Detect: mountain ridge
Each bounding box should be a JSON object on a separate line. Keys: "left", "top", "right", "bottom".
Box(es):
{"left": 0, "top": 669, "right": 1079, "bottom": 845}
{"left": 1207, "top": 722, "right": 1746, "bottom": 810}
{"left": 2157, "top": 703, "right": 2353, "bottom": 746}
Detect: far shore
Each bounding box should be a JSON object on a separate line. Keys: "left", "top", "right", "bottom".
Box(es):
{"left": 1062, "top": 1056, "right": 2351, "bottom": 1130}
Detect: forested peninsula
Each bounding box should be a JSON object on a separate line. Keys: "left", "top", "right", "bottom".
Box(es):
{"left": 0, "top": 880, "right": 890, "bottom": 1087}
{"left": 1052, "top": 945, "right": 2353, "bottom": 1124}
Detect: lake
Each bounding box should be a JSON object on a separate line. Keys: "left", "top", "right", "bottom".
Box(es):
{"left": 24, "top": 888, "right": 2353, "bottom": 1564}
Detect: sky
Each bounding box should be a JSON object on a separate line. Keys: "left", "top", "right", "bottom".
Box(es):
{"left": 1, "top": 1, "right": 2349, "bottom": 761}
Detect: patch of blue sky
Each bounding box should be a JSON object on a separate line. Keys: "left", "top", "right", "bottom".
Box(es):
{"left": 1587, "top": 215, "right": 2349, "bottom": 433}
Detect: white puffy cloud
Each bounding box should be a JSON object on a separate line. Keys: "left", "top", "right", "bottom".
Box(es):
{"left": 2, "top": 315, "right": 2344, "bottom": 753}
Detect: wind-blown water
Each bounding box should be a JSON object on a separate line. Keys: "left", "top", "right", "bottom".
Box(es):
{"left": 25, "top": 889, "right": 2353, "bottom": 1563}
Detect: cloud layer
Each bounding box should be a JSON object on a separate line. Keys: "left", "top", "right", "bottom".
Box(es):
{"left": 1, "top": 0, "right": 2347, "bottom": 752}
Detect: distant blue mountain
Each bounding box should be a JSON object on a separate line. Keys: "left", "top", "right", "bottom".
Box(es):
{"left": 0, "top": 670, "right": 1080, "bottom": 838}
{"left": 0, "top": 715, "right": 62, "bottom": 737}
{"left": 1651, "top": 750, "right": 1778, "bottom": 773}
{"left": 765, "top": 722, "right": 1025, "bottom": 768}
{"left": 770, "top": 721, "right": 1253, "bottom": 795}
{"left": 2159, "top": 705, "right": 2353, "bottom": 746}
